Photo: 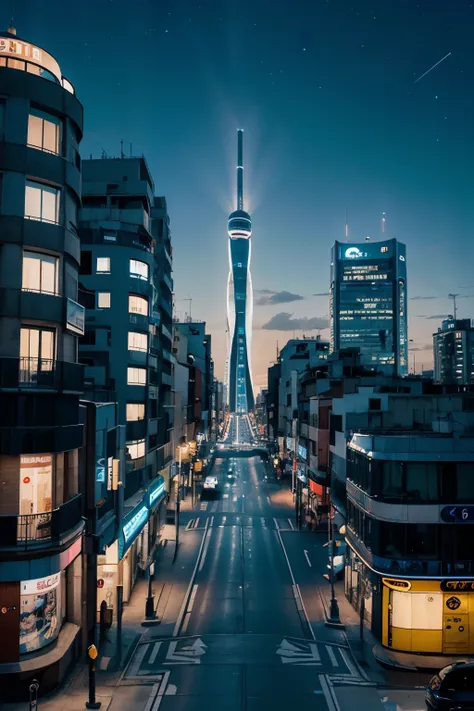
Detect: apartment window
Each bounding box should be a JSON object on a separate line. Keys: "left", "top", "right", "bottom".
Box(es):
{"left": 127, "top": 367, "right": 146, "bottom": 386}
{"left": 28, "top": 109, "right": 61, "bottom": 154}
{"left": 128, "top": 332, "right": 148, "bottom": 352}
{"left": 126, "top": 404, "right": 145, "bottom": 421}
{"left": 129, "top": 259, "right": 149, "bottom": 281}
{"left": 22, "top": 251, "right": 58, "bottom": 295}
{"left": 129, "top": 294, "right": 148, "bottom": 316}
{"left": 25, "top": 180, "right": 60, "bottom": 223}
{"left": 20, "top": 326, "right": 55, "bottom": 382}
{"left": 126, "top": 439, "right": 145, "bottom": 460}
{"left": 96, "top": 257, "right": 110, "bottom": 273}
{"left": 97, "top": 292, "right": 111, "bottom": 308}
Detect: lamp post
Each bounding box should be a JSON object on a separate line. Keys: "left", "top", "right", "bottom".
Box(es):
{"left": 327, "top": 497, "right": 341, "bottom": 625}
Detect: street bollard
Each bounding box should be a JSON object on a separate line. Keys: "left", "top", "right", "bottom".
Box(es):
{"left": 85, "top": 644, "right": 101, "bottom": 709}
{"left": 29, "top": 679, "right": 39, "bottom": 711}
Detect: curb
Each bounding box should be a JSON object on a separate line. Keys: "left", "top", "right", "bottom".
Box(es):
{"left": 317, "top": 586, "right": 346, "bottom": 630}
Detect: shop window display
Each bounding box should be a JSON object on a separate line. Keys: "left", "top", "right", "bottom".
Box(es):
{"left": 19, "top": 574, "right": 62, "bottom": 653}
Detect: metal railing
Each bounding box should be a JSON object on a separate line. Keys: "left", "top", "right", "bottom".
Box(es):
{"left": 0, "top": 494, "right": 82, "bottom": 549}
{"left": 0, "top": 356, "right": 84, "bottom": 391}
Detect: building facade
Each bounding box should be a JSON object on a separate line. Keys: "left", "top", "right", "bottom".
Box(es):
{"left": 330, "top": 238, "right": 408, "bottom": 376}
{"left": 78, "top": 157, "right": 171, "bottom": 608}
{"left": 0, "top": 28, "right": 86, "bottom": 696}
{"left": 227, "top": 129, "right": 254, "bottom": 413}
{"left": 434, "top": 318, "right": 474, "bottom": 385}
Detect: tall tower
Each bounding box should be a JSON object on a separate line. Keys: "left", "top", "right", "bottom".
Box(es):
{"left": 227, "top": 129, "right": 255, "bottom": 413}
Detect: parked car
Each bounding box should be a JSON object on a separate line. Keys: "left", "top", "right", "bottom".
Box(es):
{"left": 426, "top": 661, "right": 474, "bottom": 709}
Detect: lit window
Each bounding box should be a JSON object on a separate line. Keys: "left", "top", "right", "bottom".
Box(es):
{"left": 128, "top": 332, "right": 148, "bottom": 352}
{"left": 25, "top": 180, "right": 60, "bottom": 223}
{"left": 97, "top": 292, "right": 111, "bottom": 308}
{"left": 129, "top": 294, "right": 148, "bottom": 316}
{"left": 129, "top": 259, "right": 149, "bottom": 281}
{"left": 22, "top": 250, "right": 58, "bottom": 295}
{"left": 28, "top": 110, "right": 61, "bottom": 154}
{"left": 127, "top": 367, "right": 146, "bottom": 385}
{"left": 126, "top": 404, "right": 145, "bottom": 421}
{"left": 20, "top": 326, "right": 55, "bottom": 381}
{"left": 126, "top": 439, "right": 146, "bottom": 459}
{"left": 96, "top": 257, "right": 110, "bottom": 273}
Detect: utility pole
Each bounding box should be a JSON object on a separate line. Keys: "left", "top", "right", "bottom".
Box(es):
{"left": 448, "top": 293, "right": 459, "bottom": 321}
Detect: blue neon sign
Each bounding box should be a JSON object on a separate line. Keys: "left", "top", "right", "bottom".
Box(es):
{"left": 149, "top": 482, "right": 165, "bottom": 506}
{"left": 123, "top": 506, "right": 148, "bottom": 543}
{"left": 96, "top": 457, "right": 105, "bottom": 483}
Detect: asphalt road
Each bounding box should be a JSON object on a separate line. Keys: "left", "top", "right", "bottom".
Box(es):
{"left": 120, "top": 416, "right": 428, "bottom": 711}
{"left": 122, "top": 417, "right": 365, "bottom": 710}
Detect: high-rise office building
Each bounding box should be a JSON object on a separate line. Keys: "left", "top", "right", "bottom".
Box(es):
{"left": 0, "top": 28, "right": 85, "bottom": 695}
{"left": 434, "top": 318, "right": 474, "bottom": 384}
{"left": 227, "top": 130, "right": 254, "bottom": 413}
{"left": 330, "top": 238, "right": 408, "bottom": 375}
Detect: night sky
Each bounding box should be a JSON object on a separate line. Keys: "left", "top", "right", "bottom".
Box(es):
{"left": 6, "top": 0, "right": 474, "bottom": 388}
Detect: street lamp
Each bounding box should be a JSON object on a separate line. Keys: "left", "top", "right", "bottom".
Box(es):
{"left": 175, "top": 443, "right": 188, "bottom": 556}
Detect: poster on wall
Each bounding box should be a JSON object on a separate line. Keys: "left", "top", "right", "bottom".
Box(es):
{"left": 19, "top": 574, "right": 62, "bottom": 654}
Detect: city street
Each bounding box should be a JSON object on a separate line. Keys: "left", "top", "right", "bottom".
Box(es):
{"left": 2, "top": 417, "right": 430, "bottom": 711}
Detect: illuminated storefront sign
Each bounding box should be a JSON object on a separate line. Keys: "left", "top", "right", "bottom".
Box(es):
{"left": 298, "top": 444, "right": 307, "bottom": 460}
{"left": 382, "top": 578, "right": 411, "bottom": 592}
{"left": 96, "top": 457, "right": 105, "bottom": 483}
{"left": 123, "top": 506, "right": 148, "bottom": 543}
{"left": 20, "top": 573, "right": 62, "bottom": 654}
{"left": 149, "top": 477, "right": 165, "bottom": 507}
{"left": 0, "top": 37, "right": 62, "bottom": 81}
{"left": 344, "top": 247, "right": 364, "bottom": 259}
{"left": 440, "top": 580, "right": 474, "bottom": 592}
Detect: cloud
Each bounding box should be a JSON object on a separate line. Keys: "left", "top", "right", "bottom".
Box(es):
{"left": 410, "top": 296, "right": 437, "bottom": 301}
{"left": 417, "top": 314, "right": 450, "bottom": 320}
{"left": 313, "top": 292, "right": 330, "bottom": 296}
{"left": 261, "top": 312, "right": 329, "bottom": 331}
{"left": 254, "top": 290, "right": 304, "bottom": 306}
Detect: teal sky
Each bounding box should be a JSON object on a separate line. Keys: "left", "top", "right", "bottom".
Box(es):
{"left": 6, "top": 0, "right": 474, "bottom": 388}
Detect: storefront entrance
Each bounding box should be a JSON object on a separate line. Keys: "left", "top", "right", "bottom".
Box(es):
{"left": 443, "top": 593, "right": 469, "bottom": 654}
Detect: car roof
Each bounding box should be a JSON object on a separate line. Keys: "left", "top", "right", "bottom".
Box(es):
{"left": 439, "top": 660, "right": 474, "bottom": 679}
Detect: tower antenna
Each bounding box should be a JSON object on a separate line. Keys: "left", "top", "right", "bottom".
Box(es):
{"left": 345, "top": 207, "right": 349, "bottom": 241}
{"left": 381, "top": 211, "right": 386, "bottom": 234}
{"left": 448, "top": 293, "right": 459, "bottom": 321}
{"left": 237, "top": 129, "right": 244, "bottom": 210}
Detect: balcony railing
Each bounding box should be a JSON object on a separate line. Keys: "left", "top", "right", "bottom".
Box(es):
{"left": 0, "top": 356, "right": 84, "bottom": 391}
{"left": 0, "top": 494, "right": 82, "bottom": 550}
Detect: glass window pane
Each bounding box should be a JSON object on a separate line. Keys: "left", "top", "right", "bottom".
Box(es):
{"left": 97, "top": 292, "right": 111, "bottom": 308}
{"left": 130, "top": 259, "right": 149, "bottom": 280}
{"left": 128, "top": 332, "right": 147, "bottom": 351}
{"left": 25, "top": 184, "right": 41, "bottom": 220}
{"left": 40, "top": 254, "right": 57, "bottom": 294}
{"left": 128, "top": 295, "right": 148, "bottom": 315}
{"left": 41, "top": 186, "right": 59, "bottom": 223}
{"left": 96, "top": 257, "right": 110, "bottom": 273}
{"left": 40, "top": 330, "right": 55, "bottom": 362}
{"left": 20, "top": 328, "right": 30, "bottom": 359}
{"left": 127, "top": 367, "right": 146, "bottom": 385}
{"left": 126, "top": 404, "right": 145, "bottom": 421}
{"left": 22, "top": 252, "right": 41, "bottom": 292}
{"left": 43, "top": 119, "right": 59, "bottom": 154}
{"left": 28, "top": 115, "right": 43, "bottom": 148}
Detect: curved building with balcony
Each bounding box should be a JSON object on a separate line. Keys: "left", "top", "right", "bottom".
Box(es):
{"left": 0, "top": 28, "right": 85, "bottom": 697}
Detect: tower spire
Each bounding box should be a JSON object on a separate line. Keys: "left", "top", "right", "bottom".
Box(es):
{"left": 237, "top": 129, "right": 243, "bottom": 211}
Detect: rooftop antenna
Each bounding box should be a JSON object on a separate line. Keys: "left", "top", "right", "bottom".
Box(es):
{"left": 345, "top": 207, "right": 349, "bottom": 241}
{"left": 237, "top": 129, "right": 244, "bottom": 210}
{"left": 381, "top": 211, "right": 386, "bottom": 234}
{"left": 10, "top": 1, "right": 15, "bottom": 31}
{"left": 448, "top": 293, "right": 459, "bottom": 321}
{"left": 186, "top": 297, "right": 192, "bottom": 322}
{"left": 120, "top": 140, "right": 124, "bottom": 159}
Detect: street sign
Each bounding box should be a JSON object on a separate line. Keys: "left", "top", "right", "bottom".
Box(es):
{"left": 441, "top": 506, "right": 474, "bottom": 523}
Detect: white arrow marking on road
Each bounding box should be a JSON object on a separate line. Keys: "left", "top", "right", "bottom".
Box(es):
{"left": 277, "top": 639, "right": 321, "bottom": 665}
{"left": 165, "top": 638, "right": 207, "bottom": 665}
{"left": 304, "top": 550, "right": 312, "bottom": 567}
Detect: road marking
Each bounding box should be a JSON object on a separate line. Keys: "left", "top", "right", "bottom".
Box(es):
{"left": 319, "top": 674, "right": 341, "bottom": 711}
{"left": 209, "top": 516, "right": 214, "bottom": 528}
{"left": 277, "top": 639, "right": 321, "bottom": 665}
{"left": 274, "top": 519, "right": 315, "bottom": 641}
{"left": 173, "top": 518, "right": 209, "bottom": 637}
{"left": 149, "top": 642, "right": 162, "bottom": 665}
{"left": 193, "top": 517, "right": 200, "bottom": 529}
{"left": 127, "top": 642, "right": 150, "bottom": 676}
{"left": 144, "top": 683, "right": 160, "bottom": 711}
{"left": 165, "top": 637, "right": 207, "bottom": 665}
{"left": 145, "top": 671, "right": 171, "bottom": 711}
{"left": 260, "top": 516, "right": 266, "bottom": 527}
{"left": 340, "top": 648, "right": 359, "bottom": 678}
{"left": 200, "top": 502, "right": 208, "bottom": 511}
{"left": 288, "top": 518, "right": 294, "bottom": 530}
{"left": 266, "top": 495, "right": 271, "bottom": 505}
{"left": 185, "top": 519, "right": 195, "bottom": 531}
{"left": 274, "top": 518, "right": 280, "bottom": 530}
{"left": 325, "top": 645, "right": 338, "bottom": 667}
{"left": 304, "top": 550, "right": 312, "bottom": 567}
{"left": 224, "top": 493, "right": 229, "bottom": 498}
